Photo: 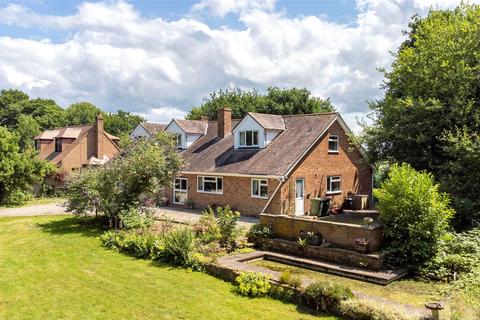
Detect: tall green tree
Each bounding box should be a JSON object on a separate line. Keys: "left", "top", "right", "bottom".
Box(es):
{"left": 187, "top": 87, "right": 335, "bottom": 120}
{"left": 0, "top": 89, "right": 29, "bottom": 129}
{"left": 361, "top": 4, "right": 480, "bottom": 230}
{"left": 0, "top": 126, "right": 54, "bottom": 205}
{"left": 104, "top": 110, "right": 144, "bottom": 137}
{"left": 66, "top": 102, "right": 102, "bottom": 125}
{"left": 16, "top": 115, "right": 40, "bottom": 150}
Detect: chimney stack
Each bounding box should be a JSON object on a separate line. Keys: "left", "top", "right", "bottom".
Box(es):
{"left": 95, "top": 114, "right": 104, "bottom": 158}
{"left": 217, "top": 107, "right": 231, "bottom": 139}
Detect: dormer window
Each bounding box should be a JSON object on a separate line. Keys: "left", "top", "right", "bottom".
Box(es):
{"left": 328, "top": 135, "right": 338, "bottom": 153}
{"left": 55, "top": 138, "right": 62, "bottom": 152}
{"left": 35, "top": 140, "right": 40, "bottom": 150}
{"left": 239, "top": 130, "right": 259, "bottom": 148}
{"left": 175, "top": 133, "right": 182, "bottom": 149}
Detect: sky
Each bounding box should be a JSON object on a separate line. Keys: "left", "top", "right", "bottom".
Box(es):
{"left": 0, "top": 0, "right": 473, "bottom": 131}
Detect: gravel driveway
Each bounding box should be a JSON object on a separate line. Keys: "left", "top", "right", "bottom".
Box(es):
{"left": 0, "top": 203, "right": 67, "bottom": 217}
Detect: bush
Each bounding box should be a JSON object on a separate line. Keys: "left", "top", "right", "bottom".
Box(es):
{"left": 247, "top": 223, "right": 272, "bottom": 239}
{"left": 235, "top": 272, "right": 271, "bottom": 297}
{"left": 209, "top": 206, "right": 240, "bottom": 248}
{"left": 100, "top": 230, "right": 158, "bottom": 259}
{"left": 162, "top": 227, "right": 196, "bottom": 266}
{"left": 304, "top": 281, "right": 354, "bottom": 312}
{"left": 118, "top": 207, "right": 154, "bottom": 231}
{"left": 193, "top": 211, "right": 221, "bottom": 244}
{"left": 337, "top": 299, "right": 412, "bottom": 320}
{"left": 269, "top": 284, "right": 298, "bottom": 303}
{"left": 419, "top": 227, "right": 480, "bottom": 281}
{"left": 278, "top": 271, "right": 302, "bottom": 288}
{"left": 374, "top": 163, "right": 454, "bottom": 267}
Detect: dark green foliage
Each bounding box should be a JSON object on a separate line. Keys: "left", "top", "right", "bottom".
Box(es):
{"left": 104, "top": 110, "right": 144, "bottom": 137}
{"left": 278, "top": 271, "right": 302, "bottom": 288}
{"left": 419, "top": 227, "right": 480, "bottom": 281}
{"left": 118, "top": 207, "right": 154, "bottom": 231}
{"left": 337, "top": 299, "right": 411, "bottom": 320}
{"left": 161, "top": 227, "right": 196, "bottom": 266}
{"left": 304, "top": 281, "right": 354, "bottom": 312}
{"left": 100, "top": 230, "right": 159, "bottom": 259}
{"left": 0, "top": 126, "right": 54, "bottom": 205}
{"left": 215, "top": 206, "right": 240, "bottom": 248}
{"left": 235, "top": 272, "right": 271, "bottom": 297}
{"left": 65, "top": 102, "right": 102, "bottom": 125}
{"left": 247, "top": 223, "right": 272, "bottom": 239}
{"left": 359, "top": 4, "right": 480, "bottom": 229}
{"left": 374, "top": 164, "right": 454, "bottom": 267}
{"left": 16, "top": 115, "right": 40, "bottom": 150}
{"left": 268, "top": 284, "right": 298, "bottom": 303}
{"left": 187, "top": 87, "right": 335, "bottom": 120}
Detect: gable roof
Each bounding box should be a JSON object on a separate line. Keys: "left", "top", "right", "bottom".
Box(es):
{"left": 180, "top": 112, "right": 338, "bottom": 177}
{"left": 247, "top": 112, "right": 285, "bottom": 130}
{"left": 141, "top": 122, "right": 166, "bottom": 135}
{"left": 173, "top": 119, "right": 207, "bottom": 134}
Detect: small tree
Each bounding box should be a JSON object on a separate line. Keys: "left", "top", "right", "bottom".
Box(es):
{"left": 374, "top": 163, "right": 454, "bottom": 267}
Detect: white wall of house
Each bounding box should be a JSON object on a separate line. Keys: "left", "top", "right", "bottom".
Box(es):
{"left": 186, "top": 133, "right": 202, "bottom": 148}
{"left": 233, "top": 115, "right": 282, "bottom": 148}
{"left": 165, "top": 120, "right": 186, "bottom": 149}
{"left": 130, "top": 124, "right": 150, "bottom": 139}
{"left": 265, "top": 130, "right": 281, "bottom": 146}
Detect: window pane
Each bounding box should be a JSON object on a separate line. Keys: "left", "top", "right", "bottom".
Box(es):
{"left": 253, "top": 131, "right": 258, "bottom": 145}
{"left": 240, "top": 132, "right": 246, "bottom": 145}
{"left": 252, "top": 180, "right": 259, "bottom": 196}
{"left": 260, "top": 185, "right": 268, "bottom": 197}
{"left": 204, "top": 180, "right": 217, "bottom": 192}
{"left": 175, "top": 179, "right": 181, "bottom": 189}
{"left": 181, "top": 179, "right": 187, "bottom": 190}
{"left": 246, "top": 131, "right": 252, "bottom": 145}
{"left": 296, "top": 180, "right": 304, "bottom": 198}
{"left": 174, "top": 191, "right": 187, "bottom": 204}
{"left": 332, "top": 181, "right": 341, "bottom": 191}
{"left": 198, "top": 177, "right": 203, "bottom": 191}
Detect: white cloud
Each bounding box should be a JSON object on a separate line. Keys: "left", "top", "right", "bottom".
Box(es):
{"left": 0, "top": 0, "right": 475, "bottom": 131}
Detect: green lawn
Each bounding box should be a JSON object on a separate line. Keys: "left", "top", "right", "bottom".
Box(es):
{"left": 0, "top": 215, "right": 336, "bottom": 320}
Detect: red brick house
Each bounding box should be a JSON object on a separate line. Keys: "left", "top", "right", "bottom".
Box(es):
{"left": 163, "top": 108, "right": 372, "bottom": 216}
{"left": 34, "top": 115, "right": 120, "bottom": 175}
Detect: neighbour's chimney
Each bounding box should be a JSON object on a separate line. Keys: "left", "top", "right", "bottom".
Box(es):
{"left": 95, "top": 114, "right": 104, "bottom": 158}
{"left": 217, "top": 107, "right": 232, "bottom": 139}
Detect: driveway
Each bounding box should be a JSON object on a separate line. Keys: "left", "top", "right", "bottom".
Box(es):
{"left": 154, "top": 207, "right": 258, "bottom": 228}
{"left": 0, "top": 203, "right": 67, "bottom": 217}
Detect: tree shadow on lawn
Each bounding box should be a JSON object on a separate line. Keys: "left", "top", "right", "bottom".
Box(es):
{"left": 36, "top": 216, "right": 107, "bottom": 238}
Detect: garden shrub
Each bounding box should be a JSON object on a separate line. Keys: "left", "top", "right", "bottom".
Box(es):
{"left": 100, "top": 230, "right": 158, "bottom": 259}
{"left": 216, "top": 206, "right": 240, "bottom": 248}
{"left": 419, "top": 227, "right": 480, "bottom": 281}
{"left": 269, "top": 284, "right": 298, "bottom": 303}
{"left": 162, "top": 227, "right": 196, "bottom": 266}
{"left": 337, "top": 299, "right": 412, "bottom": 320}
{"left": 304, "top": 281, "right": 354, "bottom": 312}
{"left": 235, "top": 272, "right": 271, "bottom": 297}
{"left": 247, "top": 223, "right": 272, "bottom": 239}
{"left": 374, "top": 163, "right": 454, "bottom": 267}
{"left": 278, "top": 271, "right": 302, "bottom": 288}
{"left": 193, "top": 211, "right": 221, "bottom": 244}
{"left": 119, "top": 207, "right": 154, "bottom": 231}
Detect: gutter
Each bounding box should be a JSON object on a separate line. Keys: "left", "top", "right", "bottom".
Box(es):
{"left": 178, "top": 171, "right": 281, "bottom": 179}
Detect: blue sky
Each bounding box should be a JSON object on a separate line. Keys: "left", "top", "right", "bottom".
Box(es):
{"left": 0, "top": 0, "right": 469, "bottom": 131}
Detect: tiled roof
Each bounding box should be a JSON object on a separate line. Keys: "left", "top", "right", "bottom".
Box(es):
{"left": 248, "top": 112, "right": 285, "bottom": 130}
{"left": 175, "top": 119, "right": 207, "bottom": 134}
{"left": 34, "top": 125, "right": 91, "bottom": 140}
{"left": 142, "top": 122, "right": 166, "bottom": 135}
{"left": 180, "top": 113, "right": 338, "bottom": 176}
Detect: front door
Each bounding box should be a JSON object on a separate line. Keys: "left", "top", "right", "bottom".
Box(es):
{"left": 295, "top": 178, "right": 305, "bottom": 215}
{"left": 173, "top": 178, "right": 188, "bottom": 204}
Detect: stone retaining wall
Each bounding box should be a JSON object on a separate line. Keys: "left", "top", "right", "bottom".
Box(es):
{"left": 260, "top": 213, "right": 384, "bottom": 252}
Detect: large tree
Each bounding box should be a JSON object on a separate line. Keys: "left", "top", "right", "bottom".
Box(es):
{"left": 0, "top": 126, "right": 54, "bottom": 205}
{"left": 187, "top": 87, "right": 335, "bottom": 120}
{"left": 361, "top": 4, "right": 480, "bottom": 230}
{"left": 66, "top": 102, "right": 102, "bottom": 125}
{"left": 104, "top": 110, "right": 144, "bottom": 137}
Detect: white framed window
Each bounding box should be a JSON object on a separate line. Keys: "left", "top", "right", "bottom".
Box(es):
{"left": 197, "top": 176, "right": 223, "bottom": 194}
{"left": 173, "top": 177, "right": 188, "bottom": 204}
{"left": 328, "top": 135, "right": 339, "bottom": 153}
{"left": 175, "top": 133, "right": 182, "bottom": 149}
{"left": 239, "top": 130, "right": 259, "bottom": 147}
{"left": 251, "top": 179, "right": 268, "bottom": 198}
{"left": 327, "top": 176, "right": 342, "bottom": 194}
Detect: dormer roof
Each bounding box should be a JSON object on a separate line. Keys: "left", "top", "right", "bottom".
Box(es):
{"left": 141, "top": 122, "right": 166, "bottom": 135}
{"left": 247, "top": 112, "right": 285, "bottom": 131}
{"left": 170, "top": 119, "right": 207, "bottom": 134}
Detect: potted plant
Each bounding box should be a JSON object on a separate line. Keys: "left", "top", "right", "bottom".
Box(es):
{"left": 307, "top": 231, "right": 321, "bottom": 246}
{"left": 362, "top": 217, "right": 374, "bottom": 228}
{"left": 297, "top": 237, "right": 308, "bottom": 251}
{"left": 185, "top": 199, "right": 194, "bottom": 209}
{"left": 355, "top": 237, "right": 370, "bottom": 253}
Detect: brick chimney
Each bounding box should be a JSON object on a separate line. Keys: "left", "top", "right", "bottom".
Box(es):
{"left": 95, "top": 114, "right": 104, "bottom": 158}
{"left": 217, "top": 107, "right": 232, "bottom": 139}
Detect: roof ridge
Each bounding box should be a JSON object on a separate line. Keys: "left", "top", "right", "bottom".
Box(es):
{"left": 45, "top": 124, "right": 93, "bottom": 131}
{"left": 281, "top": 112, "right": 338, "bottom": 118}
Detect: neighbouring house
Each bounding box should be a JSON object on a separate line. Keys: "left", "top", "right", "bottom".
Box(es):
{"left": 130, "top": 122, "right": 167, "bottom": 139}
{"left": 161, "top": 108, "right": 372, "bottom": 216}
{"left": 34, "top": 115, "right": 120, "bottom": 185}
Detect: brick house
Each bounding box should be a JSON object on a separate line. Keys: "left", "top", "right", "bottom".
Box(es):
{"left": 34, "top": 115, "right": 120, "bottom": 176}
{"left": 163, "top": 108, "right": 372, "bottom": 216}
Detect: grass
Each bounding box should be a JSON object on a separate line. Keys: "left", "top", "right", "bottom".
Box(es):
{"left": 0, "top": 215, "right": 337, "bottom": 320}
{"left": 0, "top": 197, "right": 64, "bottom": 208}
{"left": 251, "top": 259, "right": 480, "bottom": 319}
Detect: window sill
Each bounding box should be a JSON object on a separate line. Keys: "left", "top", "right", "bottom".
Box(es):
{"left": 251, "top": 195, "right": 268, "bottom": 200}
{"left": 196, "top": 190, "right": 223, "bottom": 195}
{"left": 328, "top": 151, "right": 339, "bottom": 154}
{"left": 326, "top": 191, "right": 342, "bottom": 195}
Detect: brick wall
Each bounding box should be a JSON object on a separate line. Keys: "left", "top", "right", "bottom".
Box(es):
{"left": 280, "top": 120, "right": 373, "bottom": 215}
{"left": 260, "top": 213, "right": 384, "bottom": 252}
{"left": 166, "top": 174, "right": 280, "bottom": 216}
